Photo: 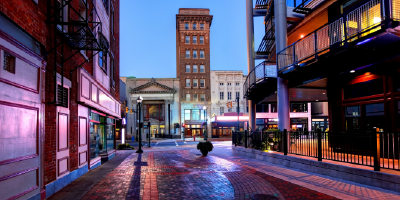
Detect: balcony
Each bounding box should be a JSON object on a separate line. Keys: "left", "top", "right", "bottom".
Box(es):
{"left": 287, "top": 0, "right": 325, "bottom": 14}
{"left": 243, "top": 61, "right": 277, "bottom": 103}
{"left": 277, "top": 0, "right": 400, "bottom": 82}
{"left": 256, "top": 1, "right": 275, "bottom": 59}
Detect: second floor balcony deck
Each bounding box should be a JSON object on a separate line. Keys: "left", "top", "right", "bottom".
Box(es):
{"left": 244, "top": 61, "right": 277, "bottom": 103}
{"left": 277, "top": 0, "right": 400, "bottom": 81}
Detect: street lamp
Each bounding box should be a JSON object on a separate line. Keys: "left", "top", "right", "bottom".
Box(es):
{"left": 203, "top": 106, "right": 207, "bottom": 141}
{"left": 136, "top": 96, "right": 143, "bottom": 153}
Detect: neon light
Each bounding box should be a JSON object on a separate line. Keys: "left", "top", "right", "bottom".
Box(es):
{"left": 215, "top": 116, "right": 249, "bottom": 121}
{"left": 122, "top": 118, "right": 126, "bottom": 125}
{"left": 122, "top": 128, "right": 125, "bottom": 144}
{"left": 357, "top": 38, "right": 372, "bottom": 45}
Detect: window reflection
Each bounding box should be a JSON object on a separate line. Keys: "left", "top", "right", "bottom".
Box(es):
{"left": 345, "top": 106, "right": 360, "bottom": 131}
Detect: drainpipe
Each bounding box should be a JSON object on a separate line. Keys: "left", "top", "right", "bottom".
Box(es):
{"left": 246, "top": 0, "right": 256, "bottom": 131}
{"left": 275, "top": 0, "right": 291, "bottom": 131}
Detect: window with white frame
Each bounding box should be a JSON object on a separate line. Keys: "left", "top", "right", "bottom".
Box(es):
{"left": 200, "top": 65, "right": 205, "bottom": 73}
{"left": 200, "top": 94, "right": 205, "bottom": 101}
{"left": 193, "top": 51, "right": 197, "bottom": 58}
{"left": 200, "top": 51, "right": 204, "bottom": 58}
{"left": 220, "top": 92, "right": 224, "bottom": 100}
{"left": 193, "top": 79, "right": 198, "bottom": 87}
{"left": 186, "top": 65, "right": 190, "bottom": 73}
{"left": 200, "top": 23, "right": 204, "bottom": 30}
{"left": 228, "top": 92, "right": 232, "bottom": 100}
{"left": 193, "top": 65, "right": 198, "bottom": 73}
{"left": 193, "top": 23, "right": 197, "bottom": 30}
{"left": 186, "top": 79, "right": 190, "bottom": 87}
{"left": 220, "top": 107, "right": 224, "bottom": 115}
{"left": 186, "top": 94, "right": 190, "bottom": 101}
{"left": 200, "top": 36, "right": 204, "bottom": 44}
{"left": 193, "top": 94, "right": 198, "bottom": 102}
{"left": 236, "top": 92, "right": 240, "bottom": 99}
{"left": 186, "top": 50, "right": 190, "bottom": 58}
{"left": 219, "top": 83, "right": 224, "bottom": 86}
{"left": 185, "top": 23, "right": 189, "bottom": 30}
{"left": 200, "top": 79, "right": 205, "bottom": 87}
{"left": 193, "top": 36, "right": 197, "bottom": 44}
{"left": 185, "top": 36, "right": 190, "bottom": 44}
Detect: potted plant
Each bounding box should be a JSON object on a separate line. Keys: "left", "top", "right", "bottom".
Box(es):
{"left": 197, "top": 141, "right": 213, "bottom": 156}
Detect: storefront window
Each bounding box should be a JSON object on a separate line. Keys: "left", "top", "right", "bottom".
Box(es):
{"left": 345, "top": 106, "right": 361, "bottom": 131}
{"left": 291, "top": 103, "right": 308, "bottom": 112}
{"left": 90, "top": 122, "right": 102, "bottom": 160}
{"left": 343, "top": 78, "right": 383, "bottom": 99}
{"left": 192, "top": 109, "right": 200, "bottom": 120}
{"left": 184, "top": 110, "right": 191, "bottom": 120}
{"left": 364, "top": 103, "right": 385, "bottom": 132}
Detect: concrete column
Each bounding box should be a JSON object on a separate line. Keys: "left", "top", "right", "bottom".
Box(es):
{"left": 246, "top": 0, "right": 256, "bottom": 131}
{"left": 275, "top": 0, "right": 290, "bottom": 131}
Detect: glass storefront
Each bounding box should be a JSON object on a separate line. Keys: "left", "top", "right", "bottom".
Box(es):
{"left": 89, "top": 111, "right": 115, "bottom": 160}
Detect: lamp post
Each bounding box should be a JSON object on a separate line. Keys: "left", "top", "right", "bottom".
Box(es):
{"left": 136, "top": 96, "right": 143, "bottom": 153}
{"left": 203, "top": 106, "right": 207, "bottom": 141}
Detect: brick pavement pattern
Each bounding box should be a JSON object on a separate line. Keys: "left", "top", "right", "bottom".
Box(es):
{"left": 81, "top": 150, "right": 339, "bottom": 200}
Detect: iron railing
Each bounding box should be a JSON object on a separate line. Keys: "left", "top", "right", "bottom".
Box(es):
{"left": 256, "top": 0, "right": 275, "bottom": 56}
{"left": 278, "top": 0, "right": 394, "bottom": 73}
{"left": 154, "top": 134, "right": 181, "bottom": 139}
{"left": 233, "top": 130, "right": 400, "bottom": 171}
{"left": 243, "top": 61, "right": 277, "bottom": 98}
{"left": 255, "top": 0, "right": 268, "bottom": 9}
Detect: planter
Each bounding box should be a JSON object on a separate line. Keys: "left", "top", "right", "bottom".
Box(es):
{"left": 201, "top": 150, "right": 208, "bottom": 156}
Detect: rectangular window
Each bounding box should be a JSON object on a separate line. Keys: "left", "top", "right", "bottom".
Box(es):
{"left": 193, "top": 36, "right": 197, "bottom": 44}
{"left": 344, "top": 106, "right": 360, "bottom": 131}
{"left": 193, "top": 51, "right": 197, "bottom": 58}
{"left": 3, "top": 52, "right": 16, "bottom": 74}
{"left": 98, "top": 50, "right": 107, "bottom": 73}
{"left": 193, "top": 65, "right": 198, "bottom": 73}
{"left": 271, "top": 103, "right": 277, "bottom": 113}
{"left": 200, "top": 94, "right": 205, "bottom": 101}
{"left": 200, "top": 23, "right": 204, "bottom": 30}
{"left": 193, "top": 79, "right": 198, "bottom": 87}
{"left": 186, "top": 50, "right": 190, "bottom": 58}
{"left": 193, "top": 23, "right": 197, "bottom": 30}
{"left": 185, "top": 109, "right": 191, "bottom": 119}
{"left": 235, "top": 83, "right": 239, "bottom": 86}
{"left": 200, "top": 51, "right": 204, "bottom": 58}
{"left": 236, "top": 92, "right": 240, "bottom": 99}
{"left": 186, "top": 94, "right": 190, "bottom": 102}
{"left": 102, "top": 0, "right": 109, "bottom": 15}
{"left": 186, "top": 79, "right": 190, "bottom": 87}
{"left": 227, "top": 83, "right": 232, "bottom": 86}
{"left": 228, "top": 92, "right": 232, "bottom": 100}
{"left": 365, "top": 103, "right": 385, "bottom": 132}
{"left": 186, "top": 65, "right": 190, "bottom": 72}
{"left": 220, "top": 92, "right": 224, "bottom": 100}
{"left": 200, "top": 65, "right": 205, "bottom": 73}
{"left": 185, "top": 36, "right": 190, "bottom": 44}
{"left": 200, "top": 79, "right": 205, "bottom": 87}
{"left": 220, "top": 107, "right": 224, "bottom": 115}
{"left": 200, "top": 36, "right": 204, "bottom": 44}
{"left": 343, "top": 78, "right": 383, "bottom": 99}
{"left": 110, "top": 58, "right": 115, "bottom": 88}
{"left": 219, "top": 83, "right": 224, "bottom": 86}
{"left": 291, "top": 103, "right": 308, "bottom": 112}
{"left": 110, "top": 6, "right": 114, "bottom": 36}
{"left": 185, "top": 23, "right": 189, "bottom": 30}
{"left": 192, "top": 110, "right": 200, "bottom": 120}
{"left": 193, "top": 94, "right": 198, "bottom": 102}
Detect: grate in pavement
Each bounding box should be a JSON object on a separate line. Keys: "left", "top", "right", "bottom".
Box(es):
{"left": 251, "top": 194, "right": 279, "bottom": 200}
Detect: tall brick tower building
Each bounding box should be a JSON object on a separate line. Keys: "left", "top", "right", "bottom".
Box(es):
{"left": 176, "top": 8, "right": 213, "bottom": 138}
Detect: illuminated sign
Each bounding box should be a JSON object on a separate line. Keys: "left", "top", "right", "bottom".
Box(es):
{"left": 215, "top": 116, "right": 249, "bottom": 121}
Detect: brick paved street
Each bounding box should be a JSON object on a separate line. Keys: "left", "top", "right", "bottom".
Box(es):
{"left": 48, "top": 142, "right": 400, "bottom": 200}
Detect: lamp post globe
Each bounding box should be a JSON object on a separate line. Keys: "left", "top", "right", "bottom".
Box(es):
{"left": 136, "top": 96, "right": 144, "bottom": 153}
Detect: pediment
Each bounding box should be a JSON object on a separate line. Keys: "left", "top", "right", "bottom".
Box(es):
{"left": 130, "top": 78, "right": 176, "bottom": 94}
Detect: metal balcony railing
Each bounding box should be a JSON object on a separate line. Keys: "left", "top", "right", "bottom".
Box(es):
{"left": 244, "top": 61, "right": 277, "bottom": 98}
{"left": 255, "top": 0, "right": 268, "bottom": 9}
{"left": 256, "top": 1, "right": 275, "bottom": 56}
{"left": 287, "top": 0, "right": 325, "bottom": 14}
{"left": 278, "top": 0, "right": 396, "bottom": 73}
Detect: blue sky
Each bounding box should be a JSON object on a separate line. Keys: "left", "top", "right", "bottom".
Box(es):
{"left": 120, "top": 0, "right": 264, "bottom": 78}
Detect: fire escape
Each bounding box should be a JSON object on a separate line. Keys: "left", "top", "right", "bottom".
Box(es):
{"left": 256, "top": 0, "right": 275, "bottom": 60}
{"left": 47, "top": 0, "right": 107, "bottom": 107}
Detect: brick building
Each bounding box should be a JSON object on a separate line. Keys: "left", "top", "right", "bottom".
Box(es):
{"left": 0, "top": 0, "right": 120, "bottom": 199}
{"left": 176, "top": 8, "right": 213, "bottom": 138}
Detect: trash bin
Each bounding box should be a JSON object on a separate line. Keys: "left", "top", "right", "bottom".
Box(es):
{"left": 131, "top": 135, "right": 135, "bottom": 142}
